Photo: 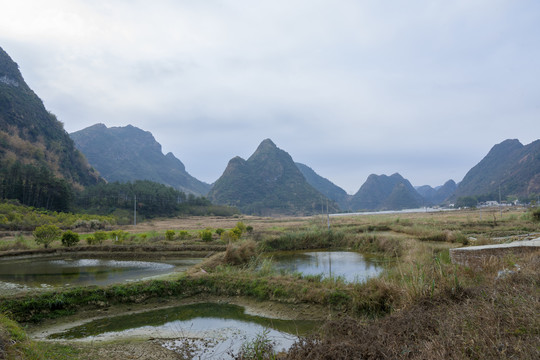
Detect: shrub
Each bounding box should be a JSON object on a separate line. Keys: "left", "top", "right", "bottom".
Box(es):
{"left": 531, "top": 207, "right": 540, "bottom": 222}
{"left": 246, "top": 225, "right": 254, "bottom": 234}
{"left": 230, "top": 227, "right": 243, "bottom": 240}
{"left": 236, "top": 221, "right": 246, "bottom": 233}
{"left": 200, "top": 228, "right": 213, "bottom": 242}
{"left": 33, "top": 224, "right": 61, "bottom": 248}
{"left": 177, "top": 230, "right": 189, "bottom": 240}
{"left": 92, "top": 231, "right": 107, "bottom": 244}
{"left": 61, "top": 230, "right": 80, "bottom": 247}
{"left": 215, "top": 228, "right": 225, "bottom": 236}
{"left": 165, "top": 230, "right": 176, "bottom": 241}
{"left": 109, "top": 230, "right": 128, "bottom": 244}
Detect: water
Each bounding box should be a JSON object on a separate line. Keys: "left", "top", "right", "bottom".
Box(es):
{"left": 47, "top": 302, "right": 317, "bottom": 359}
{"left": 269, "top": 251, "right": 383, "bottom": 282}
{"left": 0, "top": 257, "right": 201, "bottom": 288}
{"left": 331, "top": 207, "right": 456, "bottom": 217}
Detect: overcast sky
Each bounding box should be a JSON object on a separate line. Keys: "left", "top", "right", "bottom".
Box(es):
{"left": 1, "top": 0, "right": 539, "bottom": 194}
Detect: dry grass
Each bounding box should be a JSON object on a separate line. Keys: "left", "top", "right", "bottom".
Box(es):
{"left": 287, "top": 253, "right": 540, "bottom": 360}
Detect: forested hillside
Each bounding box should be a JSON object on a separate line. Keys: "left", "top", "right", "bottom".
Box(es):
{"left": 453, "top": 139, "right": 540, "bottom": 202}
{"left": 350, "top": 173, "right": 424, "bottom": 211}
{"left": 209, "top": 139, "right": 338, "bottom": 215}
{"left": 0, "top": 46, "right": 101, "bottom": 211}
{"left": 71, "top": 124, "right": 210, "bottom": 196}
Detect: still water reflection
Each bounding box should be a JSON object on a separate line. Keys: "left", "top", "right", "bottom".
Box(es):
{"left": 269, "top": 251, "right": 383, "bottom": 282}
{"left": 0, "top": 257, "right": 201, "bottom": 287}
{"left": 48, "top": 302, "right": 317, "bottom": 359}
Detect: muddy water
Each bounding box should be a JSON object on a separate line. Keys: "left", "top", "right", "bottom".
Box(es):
{"left": 0, "top": 257, "right": 202, "bottom": 288}
{"left": 46, "top": 302, "right": 318, "bottom": 359}
{"left": 269, "top": 251, "right": 384, "bottom": 282}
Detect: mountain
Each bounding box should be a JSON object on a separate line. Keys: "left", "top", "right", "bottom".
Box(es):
{"left": 208, "top": 139, "right": 339, "bottom": 215}
{"left": 350, "top": 173, "right": 424, "bottom": 211}
{"left": 70, "top": 124, "right": 210, "bottom": 195}
{"left": 453, "top": 139, "right": 540, "bottom": 200}
{"left": 295, "top": 162, "right": 350, "bottom": 210}
{"left": 416, "top": 180, "right": 457, "bottom": 205}
{"left": 0, "top": 46, "right": 101, "bottom": 210}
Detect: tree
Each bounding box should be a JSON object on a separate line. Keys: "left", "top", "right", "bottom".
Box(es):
{"left": 61, "top": 230, "right": 80, "bottom": 247}
{"left": 33, "top": 224, "right": 61, "bottom": 248}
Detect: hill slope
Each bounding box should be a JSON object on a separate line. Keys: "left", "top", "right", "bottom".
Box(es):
{"left": 454, "top": 139, "right": 540, "bottom": 200}
{"left": 208, "top": 139, "right": 338, "bottom": 215}
{"left": 416, "top": 180, "right": 457, "bottom": 205}
{"left": 70, "top": 124, "right": 210, "bottom": 195}
{"left": 0, "top": 46, "right": 101, "bottom": 210}
{"left": 350, "top": 173, "right": 424, "bottom": 211}
{"left": 295, "top": 162, "right": 350, "bottom": 210}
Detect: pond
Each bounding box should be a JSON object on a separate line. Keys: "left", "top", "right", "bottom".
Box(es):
{"left": 46, "top": 302, "right": 318, "bottom": 359}
{"left": 0, "top": 257, "right": 202, "bottom": 288}
{"left": 268, "top": 251, "right": 384, "bottom": 282}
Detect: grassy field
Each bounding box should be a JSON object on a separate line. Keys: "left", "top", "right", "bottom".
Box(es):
{"left": 0, "top": 207, "right": 539, "bottom": 359}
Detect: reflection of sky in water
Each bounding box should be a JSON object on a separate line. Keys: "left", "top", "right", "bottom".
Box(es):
{"left": 270, "top": 251, "right": 383, "bottom": 282}
{"left": 47, "top": 303, "right": 315, "bottom": 360}
{"left": 0, "top": 258, "right": 200, "bottom": 287}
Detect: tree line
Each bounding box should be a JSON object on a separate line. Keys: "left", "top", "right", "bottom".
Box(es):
{"left": 0, "top": 162, "right": 238, "bottom": 219}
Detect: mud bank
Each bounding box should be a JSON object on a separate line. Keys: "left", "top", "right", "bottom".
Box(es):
{"left": 0, "top": 244, "right": 226, "bottom": 261}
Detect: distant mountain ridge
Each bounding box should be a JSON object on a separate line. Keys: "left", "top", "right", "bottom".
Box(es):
{"left": 350, "top": 173, "right": 424, "bottom": 211}
{"left": 416, "top": 180, "right": 457, "bottom": 205}
{"left": 295, "top": 162, "right": 350, "bottom": 210}
{"left": 454, "top": 139, "right": 540, "bottom": 200}
{"left": 70, "top": 124, "right": 210, "bottom": 195}
{"left": 208, "top": 139, "right": 339, "bottom": 215}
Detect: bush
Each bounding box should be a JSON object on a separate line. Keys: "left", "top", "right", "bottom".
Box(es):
{"left": 236, "top": 221, "right": 246, "bottom": 233}
{"left": 231, "top": 227, "right": 243, "bottom": 240}
{"left": 109, "top": 230, "right": 128, "bottom": 244}
{"left": 165, "top": 230, "right": 176, "bottom": 241}
{"left": 531, "top": 207, "right": 540, "bottom": 222}
{"left": 246, "top": 225, "right": 254, "bottom": 234}
{"left": 177, "top": 230, "right": 189, "bottom": 240}
{"left": 33, "top": 224, "right": 61, "bottom": 248}
{"left": 61, "top": 230, "right": 80, "bottom": 247}
{"left": 200, "top": 228, "right": 213, "bottom": 242}
{"left": 92, "top": 231, "right": 107, "bottom": 244}
{"left": 215, "top": 228, "right": 225, "bottom": 236}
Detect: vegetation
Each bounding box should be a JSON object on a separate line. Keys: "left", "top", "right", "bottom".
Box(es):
{"left": 70, "top": 123, "right": 211, "bottom": 196}
{"left": 164, "top": 229, "right": 175, "bottom": 241}
{"left": 75, "top": 180, "right": 238, "bottom": 223}
{"left": 199, "top": 228, "right": 213, "bottom": 242}
{"left": 33, "top": 224, "right": 61, "bottom": 248}
{"left": 0, "top": 200, "right": 115, "bottom": 232}
{"left": 208, "top": 139, "right": 339, "bottom": 216}
{"left": 1, "top": 47, "right": 101, "bottom": 213}
{"left": 61, "top": 230, "right": 80, "bottom": 247}
{"left": 0, "top": 208, "right": 538, "bottom": 359}
{"left": 350, "top": 173, "right": 424, "bottom": 211}
{"left": 454, "top": 139, "right": 540, "bottom": 201}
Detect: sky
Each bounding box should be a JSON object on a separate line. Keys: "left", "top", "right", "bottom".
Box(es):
{"left": 1, "top": 0, "right": 539, "bottom": 194}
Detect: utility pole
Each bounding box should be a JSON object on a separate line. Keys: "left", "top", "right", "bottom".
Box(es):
{"left": 326, "top": 199, "right": 330, "bottom": 230}
{"left": 499, "top": 185, "right": 502, "bottom": 218}
{"left": 133, "top": 194, "right": 137, "bottom": 226}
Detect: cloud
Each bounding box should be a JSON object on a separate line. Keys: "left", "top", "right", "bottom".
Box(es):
{"left": 1, "top": 0, "right": 539, "bottom": 193}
